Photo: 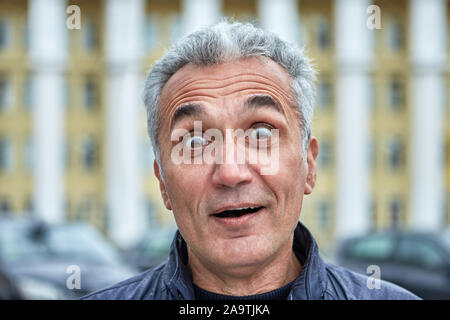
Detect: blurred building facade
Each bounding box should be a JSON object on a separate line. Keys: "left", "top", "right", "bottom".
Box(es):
{"left": 0, "top": 0, "right": 449, "bottom": 251}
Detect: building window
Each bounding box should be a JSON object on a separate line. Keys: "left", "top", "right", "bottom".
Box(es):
{"left": 317, "top": 78, "right": 332, "bottom": 109}
{"left": 316, "top": 17, "right": 330, "bottom": 50}
{"left": 0, "top": 18, "right": 10, "bottom": 50}
{"left": 389, "top": 197, "right": 403, "bottom": 229}
{"left": 317, "top": 200, "right": 330, "bottom": 230}
{"left": 389, "top": 76, "right": 404, "bottom": 110}
{"left": 387, "top": 136, "right": 405, "bottom": 171}
{"left": 0, "top": 137, "right": 12, "bottom": 173}
{"left": 0, "top": 75, "right": 11, "bottom": 112}
{"left": 318, "top": 139, "right": 332, "bottom": 168}
{"left": 82, "top": 19, "right": 98, "bottom": 51}
{"left": 81, "top": 137, "right": 98, "bottom": 171}
{"left": 83, "top": 76, "right": 98, "bottom": 110}
{"left": 24, "top": 137, "right": 33, "bottom": 172}
{"left": 22, "top": 21, "right": 29, "bottom": 50}
{"left": 388, "top": 19, "right": 404, "bottom": 52}
{"left": 23, "top": 75, "right": 32, "bottom": 110}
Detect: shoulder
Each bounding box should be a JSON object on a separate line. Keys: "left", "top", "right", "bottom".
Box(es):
{"left": 324, "top": 263, "right": 421, "bottom": 300}
{"left": 80, "top": 263, "right": 170, "bottom": 300}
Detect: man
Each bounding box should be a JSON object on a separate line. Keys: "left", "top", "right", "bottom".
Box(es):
{"left": 83, "top": 21, "right": 419, "bottom": 300}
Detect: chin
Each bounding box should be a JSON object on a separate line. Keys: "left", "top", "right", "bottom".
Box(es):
{"left": 212, "top": 235, "right": 274, "bottom": 269}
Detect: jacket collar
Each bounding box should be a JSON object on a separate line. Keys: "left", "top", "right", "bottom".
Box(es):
{"left": 163, "top": 221, "right": 328, "bottom": 300}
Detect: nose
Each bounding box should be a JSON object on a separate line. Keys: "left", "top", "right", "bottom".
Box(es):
{"left": 211, "top": 134, "right": 253, "bottom": 189}
{"left": 211, "top": 162, "right": 253, "bottom": 189}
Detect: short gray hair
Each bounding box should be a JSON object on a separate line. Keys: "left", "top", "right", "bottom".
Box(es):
{"left": 143, "top": 20, "right": 316, "bottom": 168}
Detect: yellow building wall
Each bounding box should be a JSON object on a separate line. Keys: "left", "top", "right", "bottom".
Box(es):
{"left": 0, "top": 0, "right": 31, "bottom": 215}
{"left": 298, "top": 0, "right": 336, "bottom": 253}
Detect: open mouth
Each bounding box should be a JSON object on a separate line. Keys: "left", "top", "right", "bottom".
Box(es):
{"left": 212, "top": 206, "right": 264, "bottom": 218}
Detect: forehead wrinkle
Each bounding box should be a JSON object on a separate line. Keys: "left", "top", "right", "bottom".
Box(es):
{"left": 166, "top": 71, "right": 292, "bottom": 97}
{"left": 220, "top": 87, "right": 295, "bottom": 121}
{"left": 164, "top": 94, "right": 218, "bottom": 131}
{"left": 167, "top": 78, "right": 294, "bottom": 112}
{"left": 169, "top": 71, "right": 287, "bottom": 88}
{"left": 164, "top": 92, "right": 218, "bottom": 116}
{"left": 160, "top": 67, "right": 299, "bottom": 132}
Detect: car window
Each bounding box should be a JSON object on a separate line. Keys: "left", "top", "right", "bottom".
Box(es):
{"left": 47, "top": 224, "right": 122, "bottom": 265}
{"left": 0, "top": 223, "right": 48, "bottom": 264}
{"left": 396, "top": 238, "right": 444, "bottom": 269}
{"left": 346, "top": 234, "right": 395, "bottom": 261}
{"left": 141, "top": 229, "right": 175, "bottom": 256}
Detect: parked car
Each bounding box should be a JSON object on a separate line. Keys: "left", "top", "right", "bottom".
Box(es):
{"left": 123, "top": 226, "right": 176, "bottom": 271}
{"left": 0, "top": 217, "right": 138, "bottom": 299}
{"left": 336, "top": 229, "right": 450, "bottom": 299}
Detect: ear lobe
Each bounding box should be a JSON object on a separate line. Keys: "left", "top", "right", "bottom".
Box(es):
{"left": 304, "top": 137, "right": 319, "bottom": 195}
{"left": 304, "top": 173, "right": 316, "bottom": 194}
{"left": 153, "top": 160, "right": 172, "bottom": 211}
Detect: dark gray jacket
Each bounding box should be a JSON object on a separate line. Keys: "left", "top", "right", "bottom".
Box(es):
{"left": 82, "top": 222, "right": 420, "bottom": 300}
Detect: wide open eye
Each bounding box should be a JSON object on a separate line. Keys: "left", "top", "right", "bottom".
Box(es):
{"left": 249, "top": 125, "right": 273, "bottom": 141}
{"left": 185, "top": 135, "right": 208, "bottom": 149}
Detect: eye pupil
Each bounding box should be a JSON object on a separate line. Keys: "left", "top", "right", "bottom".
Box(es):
{"left": 187, "top": 136, "right": 206, "bottom": 148}
{"left": 253, "top": 127, "right": 272, "bottom": 140}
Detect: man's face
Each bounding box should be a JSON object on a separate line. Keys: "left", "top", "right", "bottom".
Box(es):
{"left": 155, "top": 56, "right": 318, "bottom": 273}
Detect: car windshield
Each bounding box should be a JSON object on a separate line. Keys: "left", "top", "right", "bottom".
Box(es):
{"left": 0, "top": 221, "right": 121, "bottom": 266}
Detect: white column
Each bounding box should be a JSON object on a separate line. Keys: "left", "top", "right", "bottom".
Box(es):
{"left": 105, "top": 0, "right": 147, "bottom": 248}
{"left": 335, "top": 0, "right": 372, "bottom": 238}
{"left": 181, "top": 0, "right": 221, "bottom": 36}
{"left": 258, "top": 0, "right": 300, "bottom": 44}
{"left": 29, "top": 0, "right": 67, "bottom": 223}
{"left": 410, "top": 0, "right": 447, "bottom": 230}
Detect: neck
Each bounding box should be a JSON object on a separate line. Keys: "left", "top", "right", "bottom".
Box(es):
{"left": 187, "top": 236, "right": 301, "bottom": 296}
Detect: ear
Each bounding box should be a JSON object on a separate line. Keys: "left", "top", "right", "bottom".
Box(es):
{"left": 154, "top": 160, "right": 172, "bottom": 211}
{"left": 304, "top": 136, "right": 319, "bottom": 195}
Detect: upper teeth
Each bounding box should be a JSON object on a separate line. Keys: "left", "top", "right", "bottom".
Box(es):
{"left": 232, "top": 207, "right": 258, "bottom": 211}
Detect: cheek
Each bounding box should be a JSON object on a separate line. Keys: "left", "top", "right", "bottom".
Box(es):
{"left": 163, "top": 164, "right": 209, "bottom": 212}
{"left": 280, "top": 136, "right": 306, "bottom": 181}
{"left": 271, "top": 141, "right": 307, "bottom": 210}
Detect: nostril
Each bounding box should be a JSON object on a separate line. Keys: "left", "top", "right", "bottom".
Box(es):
{"left": 212, "top": 163, "right": 253, "bottom": 189}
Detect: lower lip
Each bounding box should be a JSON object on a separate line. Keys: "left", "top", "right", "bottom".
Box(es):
{"left": 211, "top": 208, "right": 264, "bottom": 227}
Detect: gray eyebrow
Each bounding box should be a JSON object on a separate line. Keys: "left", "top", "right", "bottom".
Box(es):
{"left": 170, "top": 95, "right": 282, "bottom": 129}
{"left": 170, "top": 103, "right": 203, "bottom": 129}
{"left": 244, "top": 95, "right": 282, "bottom": 114}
